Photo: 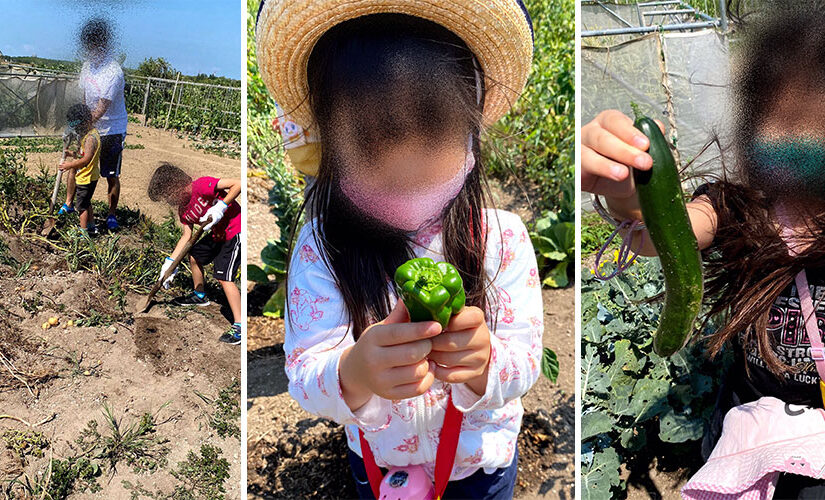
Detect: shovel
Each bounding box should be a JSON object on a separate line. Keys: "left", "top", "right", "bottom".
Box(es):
{"left": 137, "top": 223, "right": 207, "bottom": 313}
{"left": 40, "top": 130, "right": 80, "bottom": 237}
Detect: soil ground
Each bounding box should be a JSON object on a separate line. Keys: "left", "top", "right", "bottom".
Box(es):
{"left": 1, "top": 133, "right": 241, "bottom": 498}
{"left": 245, "top": 166, "right": 575, "bottom": 499}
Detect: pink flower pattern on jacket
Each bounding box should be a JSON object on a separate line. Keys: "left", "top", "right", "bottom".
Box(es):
{"left": 394, "top": 435, "right": 419, "bottom": 453}
{"left": 526, "top": 267, "right": 540, "bottom": 288}
{"left": 498, "top": 228, "right": 517, "bottom": 272}
{"left": 392, "top": 399, "right": 416, "bottom": 422}
{"left": 299, "top": 244, "right": 319, "bottom": 263}
{"left": 282, "top": 210, "right": 543, "bottom": 481}
{"left": 288, "top": 288, "right": 329, "bottom": 331}
{"left": 413, "top": 222, "right": 443, "bottom": 248}
{"left": 497, "top": 289, "right": 515, "bottom": 325}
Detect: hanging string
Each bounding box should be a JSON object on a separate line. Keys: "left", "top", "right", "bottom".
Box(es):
{"left": 592, "top": 219, "right": 645, "bottom": 281}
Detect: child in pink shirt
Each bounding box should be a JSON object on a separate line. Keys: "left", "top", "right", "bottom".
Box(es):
{"left": 148, "top": 163, "right": 242, "bottom": 344}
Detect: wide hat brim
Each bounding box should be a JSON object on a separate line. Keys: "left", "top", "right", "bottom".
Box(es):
{"left": 256, "top": 0, "right": 534, "bottom": 132}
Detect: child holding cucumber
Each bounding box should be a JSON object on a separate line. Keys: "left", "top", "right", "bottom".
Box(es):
{"left": 582, "top": 3, "right": 825, "bottom": 496}
{"left": 256, "top": 1, "right": 543, "bottom": 498}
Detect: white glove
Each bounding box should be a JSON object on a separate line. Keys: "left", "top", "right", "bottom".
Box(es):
{"left": 160, "top": 257, "right": 178, "bottom": 289}
{"left": 200, "top": 200, "right": 228, "bottom": 231}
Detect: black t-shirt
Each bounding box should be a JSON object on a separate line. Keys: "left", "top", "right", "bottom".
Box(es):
{"left": 694, "top": 184, "right": 825, "bottom": 456}
{"left": 722, "top": 267, "right": 825, "bottom": 409}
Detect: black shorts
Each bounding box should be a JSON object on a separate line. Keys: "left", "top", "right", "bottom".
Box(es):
{"left": 189, "top": 234, "right": 241, "bottom": 282}
{"left": 74, "top": 181, "right": 97, "bottom": 211}
{"left": 99, "top": 134, "right": 124, "bottom": 178}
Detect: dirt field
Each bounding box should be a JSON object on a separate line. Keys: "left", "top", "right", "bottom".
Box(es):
{"left": 22, "top": 122, "right": 240, "bottom": 222}
{"left": 0, "top": 135, "right": 241, "bottom": 498}
{"left": 246, "top": 167, "right": 575, "bottom": 499}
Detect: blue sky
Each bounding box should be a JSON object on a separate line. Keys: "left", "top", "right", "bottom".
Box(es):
{"left": 0, "top": 1, "right": 241, "bottom": 79}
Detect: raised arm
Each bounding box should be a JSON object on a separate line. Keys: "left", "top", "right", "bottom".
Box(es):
{"left": 582, "top": 109, "right": 718, "bottom": 256}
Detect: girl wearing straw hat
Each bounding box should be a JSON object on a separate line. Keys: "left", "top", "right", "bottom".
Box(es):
{"left": 256, "top": 1, "right": 541, "bottom": 498}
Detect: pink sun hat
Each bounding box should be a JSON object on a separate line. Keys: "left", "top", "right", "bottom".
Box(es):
{"left": 681, "top": 397, "right": 825, "bottom": 500}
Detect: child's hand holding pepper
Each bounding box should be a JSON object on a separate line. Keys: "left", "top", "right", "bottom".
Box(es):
{"left": 429, "top": 306, "right": 491, "bottom": 397}
{"left": 339, "top": 301, "right": 442, "bottom": 411}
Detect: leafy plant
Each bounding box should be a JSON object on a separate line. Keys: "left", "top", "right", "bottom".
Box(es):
{"left": 42, "top": 457, "right": 102, "bottom": 499}
{"left": 580, "top": 258, "right": 728, "bottom": 499}
{"left": 62, "top": 229, "right": 168, "bottom": 294}
{"left": 74, "top": 308, "right": 115, "bottom": 328}
{"left": 169, "top": 444, "right": 231, "bottom": 500}
{"left": 2, "top": 429, "right": 49, "bottom": 462}
{"left": 484, "top": 0, "right": 575, "bottom": 214}
{"left": 75, "top": 403, "right": 171, "bottom": 476}
{"left": 125, "top": 57, "right": 241, "bottom": 141}
{"left": 6, "top": 456, "right": 101, "bottom": 499}
{"left": 541, "top": 347, "right": 560, "bottom": 383}
{"left": 195, "top": 379, "right": 241, "bottom": 439}
{"left": 581, "top": 211, "right": 617, "bottom": 257}
{"left": 531, "top": 211, "right": 575, "bottom": 288}
{"left": 246, "top": 0, "right": 306, "bottom": 319}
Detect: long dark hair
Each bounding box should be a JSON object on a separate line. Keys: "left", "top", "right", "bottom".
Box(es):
{"left": 700, "top": 1, "right": 825, "bottom": 375}
{"left": 286, "top": 14, "right": 499, "bottom": 340}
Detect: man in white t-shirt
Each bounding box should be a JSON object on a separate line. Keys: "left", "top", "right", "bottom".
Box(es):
{"left": 61, "top": 18, "right": 128, "bottom": 231}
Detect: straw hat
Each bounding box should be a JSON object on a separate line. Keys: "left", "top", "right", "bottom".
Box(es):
{"left": 256, "top": 0, "right": 534, "bottom": 132}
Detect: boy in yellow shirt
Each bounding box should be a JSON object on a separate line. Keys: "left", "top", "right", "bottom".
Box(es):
{"left": 59, "top": 104, "right": 100, "bottom": 234}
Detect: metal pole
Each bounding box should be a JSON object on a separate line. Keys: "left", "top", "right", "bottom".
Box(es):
{"left": 643, "top": 8, "right": 695, "bottom": 15}
{"left": 718, "top": 0, "right": 728, "bottom": 31}
{"left": 637, "top": 0, "right": 680, "bottom": 6}
{"left": 595, "top": 1, "right": 634, "bottom": 27}
{"left": 581, "top": 20, "right": 717, "bottom": 36}
{"left": 165, "top": 72, "right": 179, "bottom": 130}
{"left": 141, "top": 80, "right": 150, "bottom": 126}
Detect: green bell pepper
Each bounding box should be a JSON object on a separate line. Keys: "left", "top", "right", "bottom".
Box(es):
{"left": 394, "top": 257, "right": 466, "bottom": 329}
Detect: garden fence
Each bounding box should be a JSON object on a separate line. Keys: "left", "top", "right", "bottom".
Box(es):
{"left": 0, "top": 63, "right": 240, "bottom": 142}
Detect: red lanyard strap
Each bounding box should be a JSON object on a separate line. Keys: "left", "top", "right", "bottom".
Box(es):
{"left": 358, "top": 394, "right": 463, "bottom": 500}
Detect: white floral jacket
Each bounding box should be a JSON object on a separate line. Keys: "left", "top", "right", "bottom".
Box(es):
{"left": 283, "top": 209, "right": 544, "bottom": 480}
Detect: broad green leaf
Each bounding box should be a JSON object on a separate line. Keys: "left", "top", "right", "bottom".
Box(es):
{"left": 619, "top": 378, "right": 670, "bottom": 421}
{"left": 620, "top": 426, "right": 647, "bottom": 452}
{"left": 262, "top": 284, "right": 286, "bottom": 319}
{"left": 582, "top": 345, "right": 609, "bottom": 397}
{"left": 611, "top": 340, "right": 642, "bottom": 375}
{"left": 582, "top": 447, "right": 621, "bottom": 500}
{"left": 541, "top": 347, "right": 560, "bottom": 383}
{"left": 659, "top": 408, "right": 704, "bottom": 443}
{"left": 581, "top": 411, "right": 615, "bottom": 441}
{"left": 542, "top": 261, "right": 570, "bottom": 288}
{"left": 247, "top": 264, "right": 271, "bottom": 284}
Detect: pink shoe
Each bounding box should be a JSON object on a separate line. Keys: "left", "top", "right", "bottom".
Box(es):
{"left": 379, "top": 466, "right": 435, "bottom": 500}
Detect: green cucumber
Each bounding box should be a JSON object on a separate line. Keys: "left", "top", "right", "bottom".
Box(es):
{"left": 632, "top": 109, "right": 704, "bottom": 356}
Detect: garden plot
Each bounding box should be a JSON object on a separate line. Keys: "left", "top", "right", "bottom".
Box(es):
{"left": 0, "top": 144, "right": 240, "bottom": 499}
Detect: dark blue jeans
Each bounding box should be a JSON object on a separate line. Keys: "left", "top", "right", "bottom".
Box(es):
{"left": 347, "top": 445, "right": 519, "bottom": 500}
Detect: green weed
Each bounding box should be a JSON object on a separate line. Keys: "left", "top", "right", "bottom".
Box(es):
{"left": 1, "top": 429, "right": 49, "bottom": 462}
{"left": 195, "top": 379, "right": 241, "bottom": 439}
{"left": 74, "top": 308, "right": 115, "bottom": 328}
{"left": 122, "top": 445, "right": 230, "bottom": 500}
{"left": 75, "top": 403, "right": 171, "bottom": 476}
{"left": 170, "top": 444, "right": 230, "bottom": 500}
{"left": 581, "top": 211, "right": 617, "bottom": 257}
